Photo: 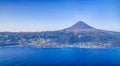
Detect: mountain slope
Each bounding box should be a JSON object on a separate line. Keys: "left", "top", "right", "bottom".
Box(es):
{"left": 57, "top": 21, "right": 120, "bottom": 46}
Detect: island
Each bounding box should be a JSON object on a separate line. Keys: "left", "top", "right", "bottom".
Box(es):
{"left": 0, "top": 21, "right": 120, "bottom": 48}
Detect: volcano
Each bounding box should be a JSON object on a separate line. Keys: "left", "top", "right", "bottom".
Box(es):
{"left": 61, "top": 21, "right": 96, "bottom": 33}
{"left": 69, "top": 21, "right": 94, "bottom": 29}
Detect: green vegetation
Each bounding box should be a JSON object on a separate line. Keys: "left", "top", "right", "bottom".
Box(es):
{"left": 0, "top": 31, "right": 120, "bottom": 47}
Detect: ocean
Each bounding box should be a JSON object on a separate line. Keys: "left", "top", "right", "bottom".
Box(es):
{"left": 0, "top": 46, "right": 120, "bottom": 66}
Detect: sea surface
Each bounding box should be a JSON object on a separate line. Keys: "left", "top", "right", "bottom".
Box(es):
{"left": 0, "top": 46, "right": 120, "bottom": 66}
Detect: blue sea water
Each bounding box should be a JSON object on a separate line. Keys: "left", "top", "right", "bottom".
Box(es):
{"left": 0, "top": 46, "right": 120, "bottom": 66}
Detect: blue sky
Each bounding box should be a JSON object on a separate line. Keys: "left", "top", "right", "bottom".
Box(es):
{"left": 0, "top": 0, "right": 120, "bottom": 32}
